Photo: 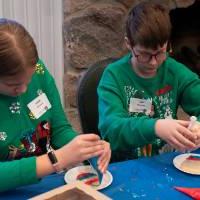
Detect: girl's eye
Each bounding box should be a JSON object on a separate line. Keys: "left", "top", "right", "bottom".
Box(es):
{"left": 5, "top": 83, "right": 21, "bottom": 87}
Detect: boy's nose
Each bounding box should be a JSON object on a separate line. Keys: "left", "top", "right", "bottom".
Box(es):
{"left": 149, "top": 55, "right": 158, "bottom": 65}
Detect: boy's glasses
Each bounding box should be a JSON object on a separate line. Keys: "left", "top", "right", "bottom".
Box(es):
{"left": 132, "top": 48, "right": 167, "bottom": 63}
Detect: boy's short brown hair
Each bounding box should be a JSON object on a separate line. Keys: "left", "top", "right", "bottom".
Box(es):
{"left": 0, "top": 18, "right": 39, "bottom": 77}
{"left": 126, "top": 2, "right": 171, "bottom": 49}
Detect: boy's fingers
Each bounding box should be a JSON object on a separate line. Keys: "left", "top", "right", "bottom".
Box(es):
{"left": 177, "top": 120, "right": 190, "bottom": 127}
{"left": 174, "top": 132, "right": 196, "bottom": 149}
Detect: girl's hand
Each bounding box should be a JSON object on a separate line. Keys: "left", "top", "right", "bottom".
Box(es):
{"left": 97, "top": 141, "right": 111, "bottom": 173}
{"left": 59, "top": 134, "right": 104, "bottom": 168}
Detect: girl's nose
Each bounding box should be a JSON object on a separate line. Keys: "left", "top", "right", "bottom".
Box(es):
{"left": 15, "top": 85, "right": 27, "bottom": 94}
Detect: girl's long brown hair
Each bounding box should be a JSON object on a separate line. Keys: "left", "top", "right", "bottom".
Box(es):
{"left": 0, "top": 18, "right": 38, "bottom": 77}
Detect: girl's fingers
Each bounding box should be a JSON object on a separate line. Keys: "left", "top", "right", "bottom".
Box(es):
{"left": 84, "top": 150, "right": 104, "bottom": 160}
{"left": 98, "top": 153, "right": 107, "bottom": 166}
{"left": 96, "top": 142, "right": 111, "bottom": 173}
{"left": 79, "top": 134, "right": 100, "bottom": 141}
{"left": 81, "top": 140, "right": 104, "bottom": 148}
{"left": 81, "top": 144, "right": 104, "bottom": 155}
{"left": 98, "top": 142, "right": 110, "bottom": 164}
{"left": 98, "top": 159, "right": 110, "bottom": 173}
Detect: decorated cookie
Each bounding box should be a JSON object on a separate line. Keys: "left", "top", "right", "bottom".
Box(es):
{"left": 76, "top": 172, "right": 100, "bottom": 186}
{"left": 180, "top": 155, "right": 200, "bottom": 174}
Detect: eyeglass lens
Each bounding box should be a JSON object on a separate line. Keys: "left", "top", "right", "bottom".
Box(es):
{"left": 137, "top": 52, "right": 166, "bottom": 63}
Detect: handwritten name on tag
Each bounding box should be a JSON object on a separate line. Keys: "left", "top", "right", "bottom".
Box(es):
{"left": 27, "top": 93, "right": 51, "bottom": 119}
{"left": 129, "top": 97, "right": 152, "bottom": 114}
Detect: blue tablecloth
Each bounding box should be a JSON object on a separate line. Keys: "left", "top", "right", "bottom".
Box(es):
{"left": 1, "top": 151, "right": 200, "bottom": 200}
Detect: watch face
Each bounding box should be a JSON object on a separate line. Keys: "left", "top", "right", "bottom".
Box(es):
{"left": 47, "top": 150, "right": 64, "bottom": 174}
{"left": 48, "top": 150, "right": 58, "bottom": 164}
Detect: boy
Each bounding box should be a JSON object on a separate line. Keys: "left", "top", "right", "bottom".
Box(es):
{"left": 98, "top": 2, "right": 200, "bottom": 161}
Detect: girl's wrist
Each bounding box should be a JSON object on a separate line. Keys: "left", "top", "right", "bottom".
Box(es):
{"left": 55, "top": 147, "right": 73, "bottom": 170}
{"left": 47, "top": 148, "right": 64, "bottom": 174}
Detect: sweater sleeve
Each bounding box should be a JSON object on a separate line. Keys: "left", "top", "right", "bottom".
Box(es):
{"left": 98, "top": 68, "right": 157, "bottom": 151}
{"left": 177, "top": 62, "right": 200, "bottom": 121}
{"left": 40, "top": 62, "right": 78, "bottom": 149}
{"left": 0, "top": 157, "right": 38, "bottom": 192}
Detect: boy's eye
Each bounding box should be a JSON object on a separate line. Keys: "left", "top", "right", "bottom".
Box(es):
{"left": 139, "top": 53, "right": 152, "bottom": 59}
{"left": 140, "top": 53, "right": 151, "bottom": 57}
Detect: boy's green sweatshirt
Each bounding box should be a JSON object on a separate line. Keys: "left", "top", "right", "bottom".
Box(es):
{"left": 0, "top": 60, "right": 77, "bottom": 191}
{"left": 98, "top": 54, "right": 200, "bottom": 160}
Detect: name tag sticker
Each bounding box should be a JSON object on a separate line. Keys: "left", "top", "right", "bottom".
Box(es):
{"left": 27, "top": 93, "right": 51, "bottom": 119}
{"left": 129, "top": 97, "right": 152, "bottom": 114}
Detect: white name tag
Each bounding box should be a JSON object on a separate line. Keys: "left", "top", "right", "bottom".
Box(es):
{"left": 129, "top": 97, "right": 152, "bottom": 114}
{"left": 27, "top": 93, "right": 51, "bottom": 119}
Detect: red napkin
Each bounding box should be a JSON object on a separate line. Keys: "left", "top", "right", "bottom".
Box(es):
{"left": 175, "top": 187, "right": 200, "bottom": 200}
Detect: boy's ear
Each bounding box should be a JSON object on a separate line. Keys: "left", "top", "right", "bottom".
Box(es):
{"left": 125, "top": 36, "right": 132, "bottom": 51}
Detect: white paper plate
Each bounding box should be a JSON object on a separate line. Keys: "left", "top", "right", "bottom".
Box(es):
{"left": 173, "top": 153, "right": 200, "bottom": 175}
{"left": 64, "top": 165, "right": 113, "bottom": 190}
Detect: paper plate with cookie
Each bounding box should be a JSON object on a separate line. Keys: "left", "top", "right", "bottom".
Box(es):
{"left": 173, "top": 153, "right": 200, "bottom": 175}
{"left": 64, "top": 165, "right": 113, "bottom": 190}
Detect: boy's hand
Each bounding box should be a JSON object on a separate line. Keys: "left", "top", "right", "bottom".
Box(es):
{"left": 190, "top": 122, "right": 200, "bottom": 148}
{"left": 155, "top": 119, "right": 196, "bottom": 152}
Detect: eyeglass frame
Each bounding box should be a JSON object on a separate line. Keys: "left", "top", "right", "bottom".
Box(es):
{"left": 131, "top": 46, "right": 167, "bottom": 63}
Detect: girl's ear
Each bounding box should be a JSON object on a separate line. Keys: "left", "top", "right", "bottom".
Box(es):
{"left": 124, "top": 36, "right": 132, "bottom": 51}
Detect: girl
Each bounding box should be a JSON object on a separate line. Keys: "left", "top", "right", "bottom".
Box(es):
{"left": 0, "top": 18, "right": 111, "bottom": 192}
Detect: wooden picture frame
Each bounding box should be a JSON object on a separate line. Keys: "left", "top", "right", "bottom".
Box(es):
{"left": 30, "top": 181, "right": 112, "bottom": 200}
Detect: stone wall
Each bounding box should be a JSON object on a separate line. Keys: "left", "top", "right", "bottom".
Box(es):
{"left": 63, "top": 0, "right": 195, "bottom": 132}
